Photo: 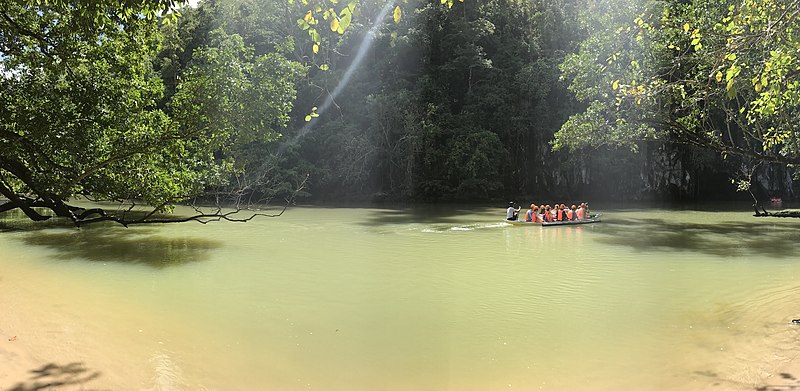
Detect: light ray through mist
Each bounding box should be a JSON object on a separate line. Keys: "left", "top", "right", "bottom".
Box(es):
{"left": 276, "top": 0, "right": 399, "bottom": 155}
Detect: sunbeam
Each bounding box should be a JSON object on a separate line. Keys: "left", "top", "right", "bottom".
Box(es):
{"left": 276, "top": 0, "right": 399, "bottom": 155}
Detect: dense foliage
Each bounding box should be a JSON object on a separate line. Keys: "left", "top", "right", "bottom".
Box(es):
{"left": 2, "top": 0, "right": 799, "bottom": 225}
{"left": 557, "top": 0, "right": 800, "bottom": 194}
{"left": 0, "top": 0, "right": 302, "bottom": 225}
{"left": 286, "top": 0, "right": 599, "bottom": 201}
{"left": 282, "top": 0, "right": 757, "bottom": 202}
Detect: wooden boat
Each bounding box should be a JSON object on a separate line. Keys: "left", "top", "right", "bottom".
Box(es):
{"left": 505, "top": 214, "right": 602, "bottom": 227}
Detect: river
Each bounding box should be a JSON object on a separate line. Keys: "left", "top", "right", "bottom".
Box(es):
{"left": 1, "top": 206, "right": 800, "bottom": 390}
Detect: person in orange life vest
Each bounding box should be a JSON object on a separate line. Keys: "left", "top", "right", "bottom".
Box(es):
{"left": 543, "top": 205, "right": 553, "bottom": 222}
{"left": 576, "top": 203, "right": 585, "bottom": 220}
{"left": 566, "top": 204, "right": 576, "bottom": 220}
{"left": 556, "top": 204, "right": 567, "bottom": 221}
{"left": 535, "top": 207, "right": 544, "bottom": 222}
{"left": 525, "top": 204, "right": 537, "bottom": 222}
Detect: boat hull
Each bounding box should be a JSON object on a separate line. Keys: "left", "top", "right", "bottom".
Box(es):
{"left": 505, "top": 214, "right": 602, "bottom": 227}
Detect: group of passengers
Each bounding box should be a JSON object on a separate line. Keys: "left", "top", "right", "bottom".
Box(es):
{"left": 506, "top": 201, "right": 590, "bottom": 222}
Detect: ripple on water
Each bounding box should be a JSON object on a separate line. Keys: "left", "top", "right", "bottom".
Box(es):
{"left": 146, "top": 351, "right": 186, "bottom": 391}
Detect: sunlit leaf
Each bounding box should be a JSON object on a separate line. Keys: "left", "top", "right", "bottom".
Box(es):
{"left": 393, "top": 6, "right": 402, "bottom": 24}
{"left": 339, "top": 12, "right": 351, "bottom": 32}
{"left": 298, "top": 18, "right": 310, "bottom": 30}
{"left": 726, "top": 79, "right": 737, "bottom": 99}
{"left": 309, "top": 28, "right": 321, "bottom": 43}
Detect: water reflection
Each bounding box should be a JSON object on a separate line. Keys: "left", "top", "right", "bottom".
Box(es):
{"left": 0, "top": 210, "right": 77, "bottom": 232}
{"left": 9, "top": 362, "right": 101, "bottom": 391}
{"left": 20, "top": 227, "right": 222, "bottom": 268}
{"left": 594, "top": 217, "right": 800, "bottom": 258}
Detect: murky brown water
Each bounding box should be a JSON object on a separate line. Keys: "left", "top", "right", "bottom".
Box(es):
{"left": 1, "top": 206, "right": 800, "bottom": 390}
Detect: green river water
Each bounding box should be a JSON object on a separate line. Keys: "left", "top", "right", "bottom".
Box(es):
{"left": 1, "top": 206, "right": 800, "bottom": 390}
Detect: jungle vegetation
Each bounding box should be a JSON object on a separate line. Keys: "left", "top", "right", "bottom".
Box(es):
{"left": 1, "top": 0, "right": 799, "bottom": 224}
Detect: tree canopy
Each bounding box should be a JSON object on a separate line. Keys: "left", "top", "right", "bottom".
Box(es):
{"left": 0, "top": 0, "right": 302, "bottom": 225}
{"left": 3, "top": 0, "right": 799, "bottom": 226}
{"left": 557, "top": 0, "right": 800, "bottom": 167}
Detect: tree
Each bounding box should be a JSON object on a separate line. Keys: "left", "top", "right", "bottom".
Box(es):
{"left": 0, "top": 0, "right": 303, "bottom": 226}
{"left": 556, "top": 0, "right": 800, "bottom": 170}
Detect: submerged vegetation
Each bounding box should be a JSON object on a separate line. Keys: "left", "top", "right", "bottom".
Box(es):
{"left": 1, "top": 0, "right": 799, "bottom": 224}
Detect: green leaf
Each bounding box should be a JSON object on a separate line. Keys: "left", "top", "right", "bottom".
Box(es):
{"left": 309, "top": 28, "right": 321, "bottom": 43}
{"left": 726, "top": 79, "right": 737, "bottom": 99}
{"left": 338, "top": 10, "right": 351, "bottom": 32}
{"left": 297, "top": 18, "right": 310, "bottom": 30}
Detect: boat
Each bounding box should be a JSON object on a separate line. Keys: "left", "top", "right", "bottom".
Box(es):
{"left": 505, "top": 214, "right": 602, "bottom": 227}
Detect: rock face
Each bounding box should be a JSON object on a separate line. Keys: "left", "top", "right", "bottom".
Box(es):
{"left": 753, "top": 164, "right": 796, "bottom": 201}
{"left": 562, "top": 142, "right": 799, "bottom": 202}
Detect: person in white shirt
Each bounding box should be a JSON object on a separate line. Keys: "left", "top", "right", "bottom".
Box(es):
{"left": 506, "top": 202, "right": 521, "bottom": 221}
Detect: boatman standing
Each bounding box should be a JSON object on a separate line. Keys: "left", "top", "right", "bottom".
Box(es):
{"left": 506, "top": 202, "right": 521, "bottom": 221}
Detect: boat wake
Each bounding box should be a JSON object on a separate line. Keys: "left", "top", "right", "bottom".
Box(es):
{"left": 421, "top": 223, "right": 508, "bottom": 233}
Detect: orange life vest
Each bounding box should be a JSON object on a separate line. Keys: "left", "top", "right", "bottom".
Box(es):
{"left": 576, "top": 208, "right": 585, "bottom": 220}
{"left": 566, "top": 210, "right": 574, "bottom": 220}
{"left": 557, "top": 209, "right": 564, "bottom": 221}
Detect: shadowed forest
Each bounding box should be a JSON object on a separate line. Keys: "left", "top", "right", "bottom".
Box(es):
{"left": 2, "top": 0, "right": 799, "bottom": 225}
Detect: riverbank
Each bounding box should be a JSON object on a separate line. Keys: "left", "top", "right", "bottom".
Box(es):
{"left": 0, "top": 250, "right": 124, "bottom": 390}
{"left": 4, "top": 301, "right": 800, "bottom": 391}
